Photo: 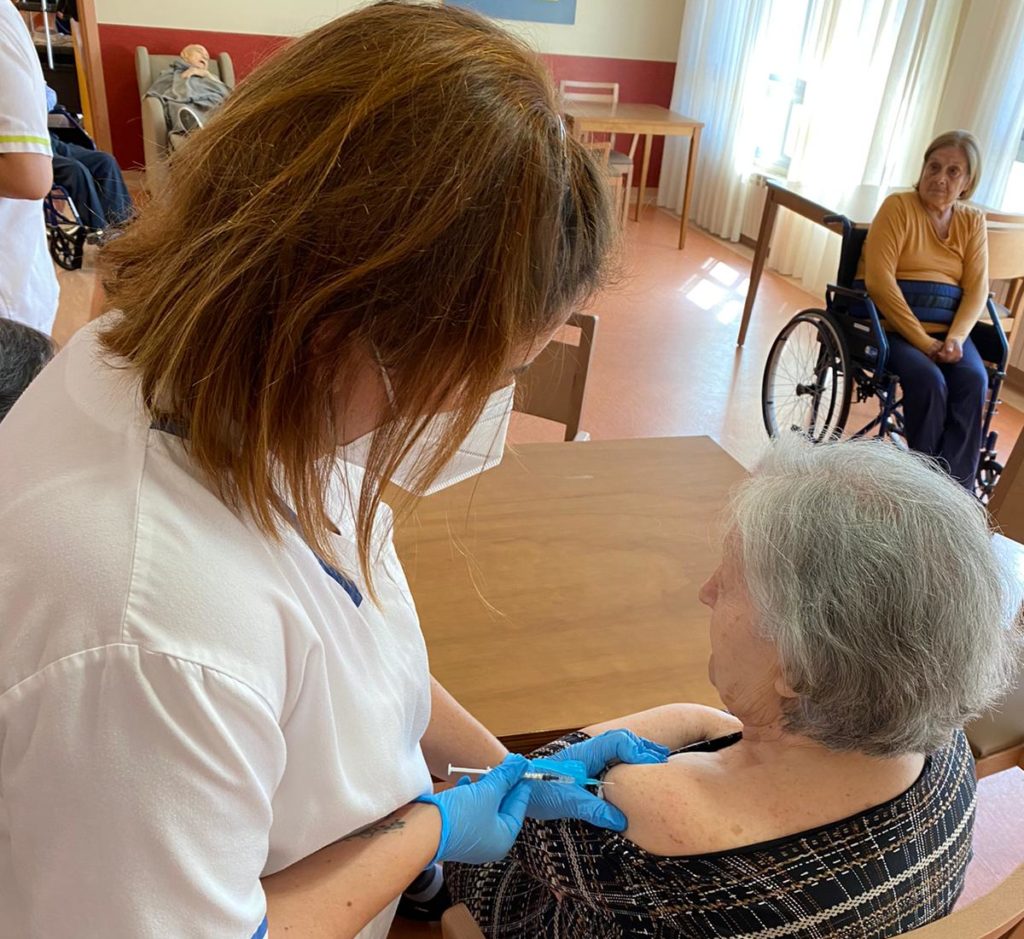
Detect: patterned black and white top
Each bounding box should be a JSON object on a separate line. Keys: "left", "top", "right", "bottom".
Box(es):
{"left": 447, "top": 730, "right": 975, "bottom": 938}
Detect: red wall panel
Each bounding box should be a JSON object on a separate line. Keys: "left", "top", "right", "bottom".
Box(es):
{"left": 98, "top": 25, "right": 676, "bottom": 186}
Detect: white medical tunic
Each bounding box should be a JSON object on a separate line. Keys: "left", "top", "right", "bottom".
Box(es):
{"left": 0, "top": 320, "right": 433, "bottom": 937}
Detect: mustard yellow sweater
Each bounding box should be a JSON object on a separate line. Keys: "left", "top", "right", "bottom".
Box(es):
{"left": 858, "top": 190, "right": 989, "bottom": 353}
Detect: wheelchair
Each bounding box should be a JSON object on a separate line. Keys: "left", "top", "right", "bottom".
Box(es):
{"left": 761, "top": 215, "right": 1008, "bottom": 501}
{"left": 43, "top": 104, "right": 101, "bottom": 272}
{"left": 44, "top": 184, "right": 89, "bottom": 271}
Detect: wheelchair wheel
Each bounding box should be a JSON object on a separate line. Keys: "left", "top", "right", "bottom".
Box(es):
{"left": 763, "top": 309, "right": 852, "bottom": 442}
{"left": 47, "top": 224, "right": 86, "bottom": 271}
{"left": 976, "top": 430, "right": 1002, "bottom": 503}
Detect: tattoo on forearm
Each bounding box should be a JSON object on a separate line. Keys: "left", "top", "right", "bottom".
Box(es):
{"left": 339, "top": 818, "right": 407, "bottom": 842}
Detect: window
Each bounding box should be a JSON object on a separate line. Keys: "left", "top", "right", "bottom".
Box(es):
{"left": 1002, "top": 128, "right": 1024, "bottom": 213}
{"left": 747, "top": 1, "right": 814, "bottom": 178}
{"left": 752, "top": 75, "right": 806, "bottom": 175}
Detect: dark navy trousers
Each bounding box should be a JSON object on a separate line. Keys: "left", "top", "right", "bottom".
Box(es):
{"left": 850, "top": 280, "right": 987, "bottom": 490}
{"left": 51, "top": 138, "right": 133, "bottom": 230}
{"left": 886, "top": 334, "right": 987, "bottom": 489}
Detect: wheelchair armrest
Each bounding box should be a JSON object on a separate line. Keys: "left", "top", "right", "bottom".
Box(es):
{"left": 827, "top": 284, "right": 869, "bottom": 302}
{"left": 971, "top": 297, "right": 1010, "bottom": 371}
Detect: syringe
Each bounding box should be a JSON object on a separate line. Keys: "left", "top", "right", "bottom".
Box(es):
{"left": 447, "top": 762, "right": 609, "bottom": 787}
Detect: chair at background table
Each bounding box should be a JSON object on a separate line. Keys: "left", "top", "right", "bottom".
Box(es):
{"left": 560, "top": 80, "right": 636, "bottom": 225}
{"left": 986, "top": 224, "right": 1024, "bottom": 333}
{"left": 513, "top": 312, "right": 598, "bottom": 441}
{"left": 578, "top": 140, "right": 629, "bottom": 228}
{"left": 134, "top": 46, "right": 235, "bottom": 195}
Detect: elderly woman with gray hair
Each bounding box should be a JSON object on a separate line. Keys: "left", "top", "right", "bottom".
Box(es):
{"left": 0, "top": 318, "right": 53, "bottom": 422}
{"left": 448, "top": 437, "right": 1019, "bottom": 939}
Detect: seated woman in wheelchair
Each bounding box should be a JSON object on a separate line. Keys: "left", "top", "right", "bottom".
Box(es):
{"left": 859, "top": 130, "right": 988, "bottom": 488}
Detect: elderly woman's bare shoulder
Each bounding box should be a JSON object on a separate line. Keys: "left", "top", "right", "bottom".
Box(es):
{"left": 601, "top": 740, "right": 928, "bottom": 858}
{"left": 601, "top": 747, "right": 758, "bottom": 856}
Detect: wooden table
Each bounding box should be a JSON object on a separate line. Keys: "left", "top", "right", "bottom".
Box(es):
{"left": 564, "top": 102, "right": 703, "bottom": 250}
{"left": 393, "top": 436, "right": 746, "bottom": 751}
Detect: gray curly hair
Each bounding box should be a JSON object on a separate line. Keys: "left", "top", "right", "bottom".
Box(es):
{"left": 728, "top": 436, "right": 1020, "bottom": 757}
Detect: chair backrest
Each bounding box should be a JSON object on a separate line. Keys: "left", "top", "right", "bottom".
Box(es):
{"left": 441, "top": 904, "right": 486, "bottom": 939}
{"left": 582, "top": 140, "right": 611, "bottom": 168}
{"left": 986, "top": 210, "right": 1024, "bottom": 225}
{"left": 559, "top": 80, "right": 619, "bottom": 105}
{"left": 897, "top": 866, "right": 1024, "bottom": 938}
{"left": 513, "top": 312, "right": 598, "bottom": 441}
{"left": 985, "top": 224, "right": 1024, "bottom": 334}
{"left": 986, "top": 225, "right": 1024, "bottom": 282}
{"left": 135, "top": 46, "right": 236, "bottom": 99}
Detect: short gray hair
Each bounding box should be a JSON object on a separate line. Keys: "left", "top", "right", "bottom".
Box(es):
{"left": 0, "top": 318, "right": 54, "bottom": 422}
{"left": 729, "top": 436, "right": 1020, "bottom": 757}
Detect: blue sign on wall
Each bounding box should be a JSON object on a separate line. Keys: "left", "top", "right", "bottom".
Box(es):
{"left": 447, "top": 0, "right": 577, "bottom": 25}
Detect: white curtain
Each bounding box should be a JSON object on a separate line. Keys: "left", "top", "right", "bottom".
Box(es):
{"left": 658, "top": 0, "right": 962, "bottom": 297}
{"left": 656, "top": 0, "right": 771, "bottom": 241}
{"left": 769, "top": 0, "right": 962, "bottom": 295}
{"left": 933, "top": 0, "right": 1024, "bottom": 209}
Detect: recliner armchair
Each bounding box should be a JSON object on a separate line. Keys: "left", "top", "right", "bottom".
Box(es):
{"left": 135, "top": 46, "right": 235, "bottom": 195}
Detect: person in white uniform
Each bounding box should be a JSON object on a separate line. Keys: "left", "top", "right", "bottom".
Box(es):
{"left": 0, "top": 4, "right": 669, "bottom": 937}
{"left": 0, "top": 0, "right": 60, "bottom": 334}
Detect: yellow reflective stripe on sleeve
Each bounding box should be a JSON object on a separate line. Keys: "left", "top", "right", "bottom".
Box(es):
{"left": 0, "top": 135, "right": 51, "bottom": 146}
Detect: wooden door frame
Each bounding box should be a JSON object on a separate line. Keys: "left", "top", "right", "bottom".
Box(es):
{"left": 72, "top": 0, "right": 112, "bottom": 152}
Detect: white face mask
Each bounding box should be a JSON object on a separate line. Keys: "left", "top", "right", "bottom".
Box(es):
{"left": 341, "top": 381, "right": 515, "bottom": 495}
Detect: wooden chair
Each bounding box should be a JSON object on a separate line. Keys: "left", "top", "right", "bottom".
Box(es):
{"left": 898, "top": 866, "right": 1024, "bottom": 938}
{"left": 579, "top": 140, "right": 629, "bottom": 228}
{"left": 440, "top": 904, "right": 485, "bottom": 939}
{"left": 985, "top": 226, "right": 1024, "bottom": 544}
{"left": 440, "top": 868, "right": 1024, "bottom": 939}
{"left": 513, "top": 312, "right": 598, "bottom": 441}
{"left": 986, "top": 224, "right": 1024, "bottom": 330}
{"left": 560, "top": 80, "right": 636, "bottom": 225}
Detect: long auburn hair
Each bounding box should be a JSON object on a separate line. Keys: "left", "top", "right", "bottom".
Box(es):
{"left": 100, "top": 1, "right": 614, "bottom": 592}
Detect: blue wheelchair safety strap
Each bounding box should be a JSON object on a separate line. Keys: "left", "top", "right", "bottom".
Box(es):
{"left": 850, "top": 279, "right": 963, "bottom": 324}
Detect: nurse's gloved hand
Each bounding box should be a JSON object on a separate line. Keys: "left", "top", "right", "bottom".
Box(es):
{"left": 415, "top": 754, "right": 531, "bottom": 865}
{"left": 525, "top": 730, "right": 669, "bottom": 830}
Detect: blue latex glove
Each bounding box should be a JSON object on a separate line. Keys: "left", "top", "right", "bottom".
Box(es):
{"left": 525, "top": 730, "right": 669, "bottom": 830}
{"left": 415, "top": 753, "right": 532, "bottom": 865}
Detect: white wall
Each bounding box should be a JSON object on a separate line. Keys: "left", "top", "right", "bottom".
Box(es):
{"left": 94, "top": 0, "right": 685, "bottom": 61}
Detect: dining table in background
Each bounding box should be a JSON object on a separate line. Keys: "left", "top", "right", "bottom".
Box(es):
{"left": 563, "top": 101, "right": 703, "bottom": 251}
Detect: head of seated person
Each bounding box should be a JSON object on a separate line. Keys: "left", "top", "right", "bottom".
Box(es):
{"left": 179, "top": 44, "right": 210, "bottom": 71}
{"left": 0, "top": 318, "right": 54, "bottom": 422}
{"left": 607, "top": 435, "right": 1018, "bottom": 857}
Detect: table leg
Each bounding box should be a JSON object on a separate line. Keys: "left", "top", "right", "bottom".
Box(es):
{"left": 635, "top": 134, "right": 653, "bottom": 222}
{"left": 737, "top": 187, "right": 778, "bottom": 347}
{"left": 678, "top": 126, "right": 701, "bottom": 250}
